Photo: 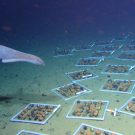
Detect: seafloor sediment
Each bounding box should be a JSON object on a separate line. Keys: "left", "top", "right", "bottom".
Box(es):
{"left": 0, "top": 37, "right": 135, "bottom": 135}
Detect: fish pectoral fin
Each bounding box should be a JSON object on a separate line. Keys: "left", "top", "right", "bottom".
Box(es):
{"left": 0, "top": 45, "right": 45, "bottom": 65}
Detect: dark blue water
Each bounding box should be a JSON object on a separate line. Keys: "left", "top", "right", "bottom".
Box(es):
{"left": 1, "top": 0, "right": 135, "bottom": 47}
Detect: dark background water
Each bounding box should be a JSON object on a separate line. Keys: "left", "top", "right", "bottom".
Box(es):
{"left": 0, "top": 0, "right": 135, "bottom": 47}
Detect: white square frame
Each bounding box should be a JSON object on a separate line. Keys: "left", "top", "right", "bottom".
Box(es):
{"left": 118, "top": 97, "right": 135, "bottom": 116}
{"left": 65, "top": 69, "right": 98, "bottom": 82}
{"left": 94, "top": 40, "right": 112, "bottom": 46}
{"left": 91, "top": 50, "right": 115, "bottom": 58}
{"left": 53, "top": 48, "right": 74, "bottom": 58}
{"left": 73, "top": 123, "right": 123, "bottom": 135}
{"left": 75, "top": 57, "right": 104, "bottom": 67}
{"left": 53, "top": 53, "right": 73, "bottom": 58}
{"left": 101, "top": 64, "right": 135, "bottom": 75}
{"left": 66, "top": 99, "right": 109, "bottom": 120}
{"left": 100, "top": 79, "right": 135, "bottom": 94}
{"left": 122, "top": 44, "right": 135, "bottom": 51}
{"left": 11, "top": 103, "right": 61, "bottom": 125}
{"left": 51, "top": 83, "right": 92, "bottom": 101}
{"left": 117, "top": 51, "right": 135, "bottom": 61}
{"left": 96, "top": 44, "right": 123, "bottom": 52}
{"left": 72, "top": 45, "right": 92, "bottom": 52}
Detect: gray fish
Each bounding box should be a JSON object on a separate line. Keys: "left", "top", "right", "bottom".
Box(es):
{"left": 0, "top": 45, "right": 45, "bottom": 65}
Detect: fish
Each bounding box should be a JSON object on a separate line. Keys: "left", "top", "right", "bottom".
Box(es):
{"left": 0, "top": 45, "right": 45, "bottom": 65}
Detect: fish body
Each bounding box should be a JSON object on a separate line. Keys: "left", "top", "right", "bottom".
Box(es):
{"left": 0, "top": 45, "right": 45, "bottom": 65}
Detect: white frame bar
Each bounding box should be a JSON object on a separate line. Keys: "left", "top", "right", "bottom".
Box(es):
{"left": 16, "top": 130, "right": 47, "bottom": 135}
